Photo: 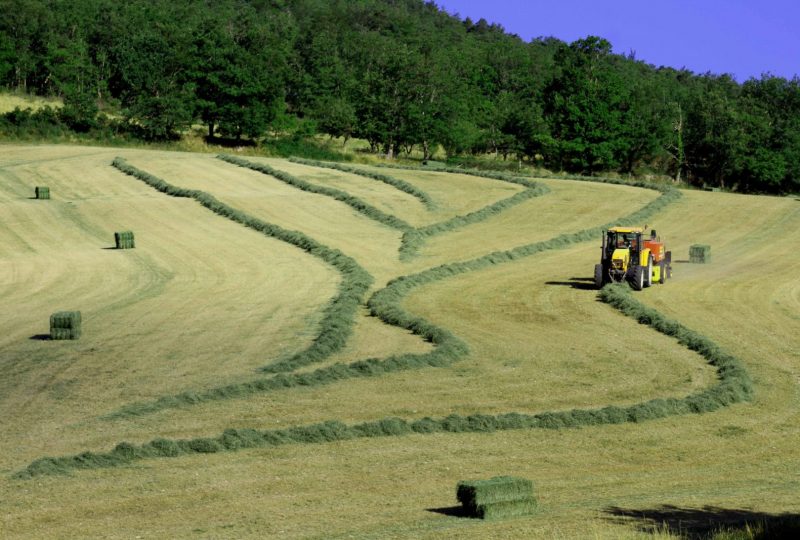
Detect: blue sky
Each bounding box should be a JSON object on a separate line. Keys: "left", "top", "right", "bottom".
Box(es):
{"left": 436, "top": 0, "right": 800, "bottom": 81}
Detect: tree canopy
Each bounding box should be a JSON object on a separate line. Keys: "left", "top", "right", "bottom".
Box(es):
{"left": 1, "top": 0, "right": 798, "bottom": 193}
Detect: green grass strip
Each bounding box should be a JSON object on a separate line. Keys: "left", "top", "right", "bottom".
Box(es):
{"left": 400, "top": 184, "right": 550, "bottom": 260}
{"left": 102, "top": 175, "right": 681, "bottom": 419}
{"left": 225, "top": 155, "right": 554, "bottom": 261}
{"left": 217, "top": 154, "right": 413, "bottom": 232}
{"left": 16, "top": 281, "right": 752, "bottom": 479}
{"left": 110, "top": 157, "right": 373, "bottom": 379}
{"left": 288, "top": 157, "right": 436, "bottom": 210}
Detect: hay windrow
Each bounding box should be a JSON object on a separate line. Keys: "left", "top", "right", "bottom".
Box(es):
{"left": 222, "top": 154, "right": 554, "bottom": 261}
{"left": 110, "top": 157, "right": 373, "bottom": 377}
{"left": 15, "top": 168, "right": 752, "bottom": 478}
{"left": 399, "top": 184, "right": 550, "bottom": 260}
{"left": 217, "top": 154, "right": 413, "bottom": 232}
{"left": 102, "top": 162, "right": 681, "bottom": 419}
{"left": 17, "top": 284, "right": 753, "bottom": 478}
{"left": 288, "top": 157, "right": 436, "bottom": 210}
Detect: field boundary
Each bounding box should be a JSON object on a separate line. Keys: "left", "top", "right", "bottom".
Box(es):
{"left": 377, "top": 162, "right": 677, "bottom": 193}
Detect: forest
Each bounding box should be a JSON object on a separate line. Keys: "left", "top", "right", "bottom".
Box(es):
{"left": 1, "top": 0, "right": 798, "bottom": 193}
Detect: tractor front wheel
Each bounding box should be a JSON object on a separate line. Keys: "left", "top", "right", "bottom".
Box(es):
{"left": 594, "top": 264, "right": 605, "bottom": 289}
{"left": 631, "top": 266, "right": 645, "bottom": 291}
{"left": 659, "top": 260, "right": 666, "bottom": 284}
{"left": 644, "top": 256, "right": 653, "bottom": 288}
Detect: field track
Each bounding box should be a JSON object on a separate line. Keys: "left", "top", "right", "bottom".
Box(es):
{"left": 1, "top": 144, "right": 798, "bottom": 538}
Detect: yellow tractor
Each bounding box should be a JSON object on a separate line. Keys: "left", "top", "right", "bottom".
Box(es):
{"left": 594, "top": 226, "right": 672, "bottom": 290}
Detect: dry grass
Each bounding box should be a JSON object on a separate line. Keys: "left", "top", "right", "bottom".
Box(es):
{"left": 0, "top": 92, "right": 63, "bottom": 114}
{"left": 1, "top": 144, "right": 798, "bottom": 539}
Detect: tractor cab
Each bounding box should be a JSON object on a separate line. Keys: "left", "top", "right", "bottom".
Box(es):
{"left": 603, "top": 227, "right": 644, "bottom": 277}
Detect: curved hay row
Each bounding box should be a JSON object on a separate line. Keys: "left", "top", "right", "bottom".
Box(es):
{"left": 399, "top": 184, "right": 549, "bottom": 260}
{"left": 108, "top": 158, "right": 373, "bottom": 390}
{"left": 220, "top": 155, "right": 553, "bottom": 261}
{"left": 288, "top": 157, "right": 437, "bottom": 210}
{"left": 15, "top": 159, "right": 747, "bottom": 479}
{"left": 217, "top": 154, "right": 413, "bottom": 232}
{"left": 100, "top": 166, "right": 681, "bottom": 419}
{"left": 15, "top": 281, "right": 752, "bottom": 479}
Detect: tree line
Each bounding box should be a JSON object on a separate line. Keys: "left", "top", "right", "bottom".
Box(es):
{"left": 1, "top": 0, "right": 798, "bottom": 193}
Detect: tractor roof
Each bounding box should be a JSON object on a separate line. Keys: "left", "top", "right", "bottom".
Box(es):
{"left": 608, "top": 226, "right": 645, "bottom": 234}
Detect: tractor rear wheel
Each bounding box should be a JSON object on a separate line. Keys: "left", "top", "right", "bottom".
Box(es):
{"left": 594, "top": 263, "right": 604, "bottom": 289}
{"left": 632, "top": 266, "right": 645, "bottom": 291}
{"left": 659, "top": 260, "right": 666, "bottom": 284}
{"left": 644, "top": 256, "right": 653, "bottom": 287}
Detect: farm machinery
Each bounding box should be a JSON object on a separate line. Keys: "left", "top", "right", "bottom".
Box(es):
{"left": 594, "top": 226, "right": 672, "bottom": 290}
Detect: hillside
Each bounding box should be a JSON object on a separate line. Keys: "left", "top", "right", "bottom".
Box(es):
{"left": 2, "top": 0, "right": 800, "bottom": 193}
{"left": 0, "top": 144, "right": 798, "bottom": 538}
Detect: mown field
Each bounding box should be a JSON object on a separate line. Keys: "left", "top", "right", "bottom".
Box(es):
{"left": 1, "top": 144, "right": 798, "bottom": 539}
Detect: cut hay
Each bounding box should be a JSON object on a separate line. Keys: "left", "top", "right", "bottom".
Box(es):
{"left": 114, "top": 231, "right": 135, "bottom": 249}
{"left": 689, "top": 244, "right": 711, "bottom": 263}
{"left": 35, "top": 186, "right": 50, "bottom": 199}
{"left": 50, "top": 311, "right": 81, "bottom": 340}
{"left": 457, "top": 476, "right": 537, "bottom": 520}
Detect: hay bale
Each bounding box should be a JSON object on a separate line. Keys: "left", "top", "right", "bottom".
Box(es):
{"left": 689, "top": 244, "right": 711, "bottom": 263}
{"left": 457, "top": 476, "right": 536, "bottom": 520}
{"left": 470, "top": 497, "right": 538, "bottom": 520}
{"left": 114, "top": 231, "right": 135, "bottom": 249}
{"left": 35, "top": 186, "right": 50, "bottom": 199}
{"left": 50, "top": 311, "right": 81, "bottom": 340}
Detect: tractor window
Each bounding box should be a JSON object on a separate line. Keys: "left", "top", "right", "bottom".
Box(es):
{"left": 608, "top": 232, "right": 639, "bottom": 250}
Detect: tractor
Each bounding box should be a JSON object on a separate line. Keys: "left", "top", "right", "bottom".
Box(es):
{"left": 594, "top": 226, "right": 672, "bottom": 290}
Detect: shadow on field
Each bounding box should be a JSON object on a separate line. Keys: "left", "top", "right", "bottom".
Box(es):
{"left": 29, "top": 334, "right": 50, "bottom": 340}
{"left": 604, "top": 505, "right": 800, "bottom": 539}
{"left": 545, "top": 277, "right": 597, "bottom": 291}
{"left": 427, "top": 505, "right": 472, "bottom": 519}
{"left": 204, "top": 135, "right": 256, "bottom": 148}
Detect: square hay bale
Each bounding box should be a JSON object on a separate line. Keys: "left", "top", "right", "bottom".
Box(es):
{"left": 50, "top": 311, "right": 81, "bottom": 340}
{"left": 35, "top": 186, "right": 50, "bottom": 199}
{"left": 457, "top": 476, "right": 537, "bottom": 520}
{"left": 689, "top": 244, "right": 711, "bottom": 263}
{"left": 114, "top": 231, "right": 135, "bottom": 249}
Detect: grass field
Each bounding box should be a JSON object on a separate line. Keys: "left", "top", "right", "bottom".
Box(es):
{"left": 1, "top": 144, "right": 798, "bottom": 539}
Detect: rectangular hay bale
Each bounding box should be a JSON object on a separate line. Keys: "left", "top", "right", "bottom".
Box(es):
{"left": 35, "top": 186, "right": 50, "bottom": 199}
{"left": 472, "top": 497, "right": 538, "bottom": 520}
{"left": 457, "top": 476, "right": 536, "bottom": 519}
{"left": 114, "top": 231, "right": 135, "bottom": 249}
{"left": 50, "top": 311, "right": 81, "bottom": 340}
{"left": 689, "top": 244, "right": 711, "bottom": 263}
